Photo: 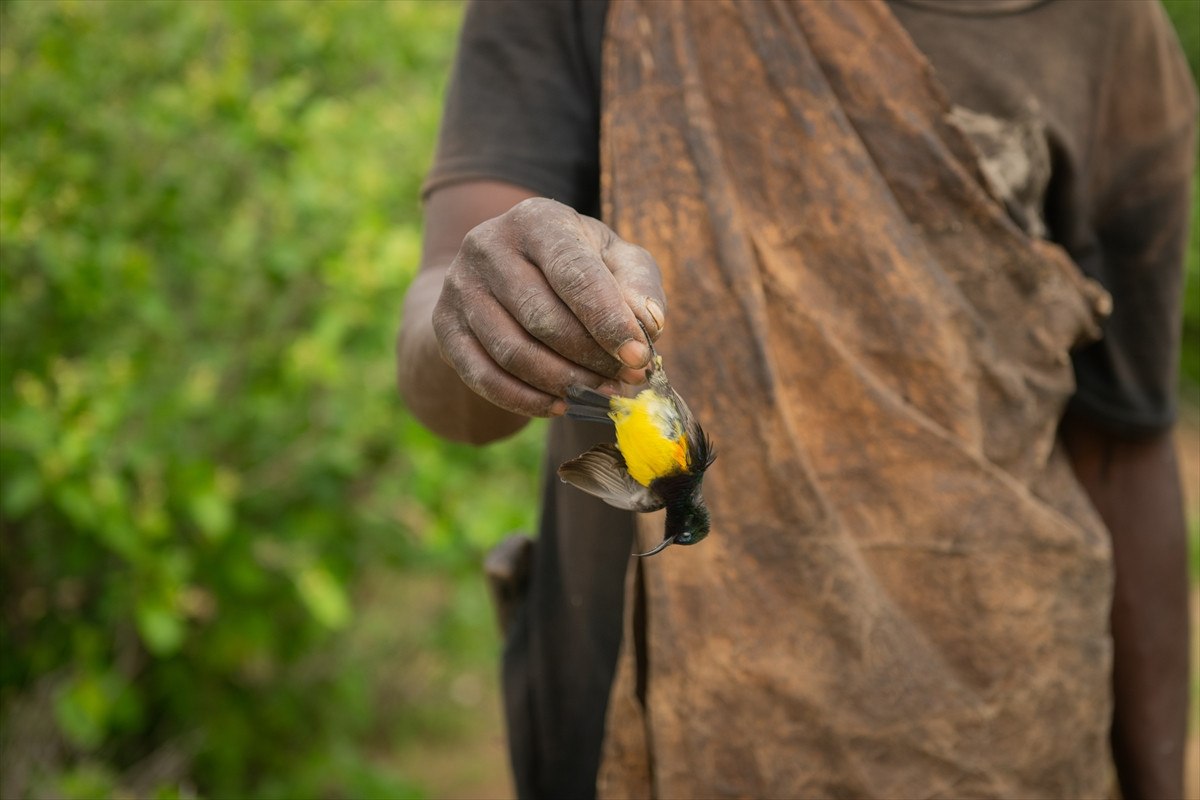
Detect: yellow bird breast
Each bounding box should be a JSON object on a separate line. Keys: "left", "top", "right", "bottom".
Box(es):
{"left": 610, "top": 390, "right": 689, "bottom": 487}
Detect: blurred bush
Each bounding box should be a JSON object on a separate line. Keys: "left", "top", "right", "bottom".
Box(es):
{"left": 0, "top": 1, "right": 542, "bottom": 798}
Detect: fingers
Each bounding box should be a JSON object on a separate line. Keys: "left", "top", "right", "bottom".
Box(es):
{"left": 456, "top": 210, "right": 630, "bottom": 380}
{"left": 434, "top": 297, "right": 565, "bottom": 418}
{"left": 533, "top": 234, "right": 649, "bottom": 367}
{"left": 434, "top": 277, "right": 618, "bottom": 417}
{"left": 463, "top": 298, "right": 615, "bottom": 399}
{"left": 575, "top": 213, "right": 666, "bottom": 342}
{"left": 598, "top": 233, "right": 667, "bottom": 345}
{"left": 512, "top": 199, "right": 664, "bottom": 369}
{"left": 493, "top": 276, "right": 629, "bottom": 379}
{"left": 434, "top": 197, "right": 669, "bottom": 416}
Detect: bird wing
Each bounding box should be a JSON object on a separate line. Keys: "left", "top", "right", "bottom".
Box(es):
{"left": 558, "top": 444, "right": 665, "bottom": 512}
{"left": 667, "top": 385, "right": 716, "bottom": 471}
{"left": 564, "top": 385, "right": 616, "bottom": 425}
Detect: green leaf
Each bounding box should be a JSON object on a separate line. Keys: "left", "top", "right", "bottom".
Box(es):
{"left": 135, "top": 599, "right": 186, "bottom": 656}
{"left": 2, "top": 469, "right": 42, "bottom": 515}
{"left": 54, "top": 674, "right": 111, "bottom": 750}
{"left": 188, "top": 487, "right": 232, "bottom": 542}
{"left": 295, "top": 565, "right": 350, "bottom": 629}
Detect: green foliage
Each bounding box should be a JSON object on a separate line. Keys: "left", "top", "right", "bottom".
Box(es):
{"left": 0, "top": 1, "right": 540, "bottom": 797}
{"left": 1161, "top": 0, "right": 1200, "bottom": 393}
{"left": 1162, "top": 0, "right": 1199, "bottom": 81}
{"left": 1181, "top": 175, "right": 1200, "bottom": 395}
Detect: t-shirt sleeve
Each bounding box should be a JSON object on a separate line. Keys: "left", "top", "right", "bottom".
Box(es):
{"left": 1068, "top": 1, "right": 1198, "bottom": 433}
{"left": 423, "top": 0, "right": 605, "bottom": 216}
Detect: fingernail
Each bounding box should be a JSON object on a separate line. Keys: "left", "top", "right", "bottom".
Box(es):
{"left": 645, "top": 298, "right": 665, "bottom": 332}
{"left": 598, "top": 381, "right": 622, "bottom": 396}
{"left": 618, "top": 338, "right": 649, "bottom": 368}
{"left": 619, "top": 367, "right": 647, "bottom": 385}
{"left": 549, "top": 400, "right": 567, "bottom": 416}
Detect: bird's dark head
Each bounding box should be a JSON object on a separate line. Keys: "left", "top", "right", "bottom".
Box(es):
{"left": 666, "top": 492, "right": 710, "bottom": 546}
{"left": 635, "top": 493, "right": 709, "bottom": 557}
{"left": 638, "top": 428, "right": 714, "bottom": 557}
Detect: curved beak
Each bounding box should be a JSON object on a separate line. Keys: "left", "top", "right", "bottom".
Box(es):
{"left": 633, "top": 536, "right": 676, "bottom": 558}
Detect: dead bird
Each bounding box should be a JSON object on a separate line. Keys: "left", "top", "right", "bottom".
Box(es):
{"left": 558, "top": 332, "right": 715, "bottom": 557}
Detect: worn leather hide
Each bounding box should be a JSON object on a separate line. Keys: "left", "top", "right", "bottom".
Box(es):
{"left": 596, "top": 1, "right": 1114, "bottom": 797}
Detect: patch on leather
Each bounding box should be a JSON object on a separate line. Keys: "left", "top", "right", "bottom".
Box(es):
{"left": 949, "top": 105, "right": 1051, "bottom": 238}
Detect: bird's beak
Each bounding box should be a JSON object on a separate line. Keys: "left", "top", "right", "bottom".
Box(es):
{"left": 634, "top": 536, "right": 676, "bottom": 558}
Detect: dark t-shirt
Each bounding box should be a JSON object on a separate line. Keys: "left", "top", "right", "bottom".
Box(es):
{"left": 426, "top": 0, "right": 1197, "bottom": 431}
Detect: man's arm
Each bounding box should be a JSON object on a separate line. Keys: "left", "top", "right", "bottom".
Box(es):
{"left": 397, "top": 180, "right": 666, "bottom": 444}
{"left": 1061, "top": 411, "right": 1189, "bottom": 800}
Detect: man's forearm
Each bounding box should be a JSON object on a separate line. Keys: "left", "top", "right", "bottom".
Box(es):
{"left": 1062, "top": 413, "right": 1189, "bottom": 800}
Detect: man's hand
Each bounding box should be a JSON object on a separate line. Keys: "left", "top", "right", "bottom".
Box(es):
{"left": 432, "top": 196, "right": 666, "bottom": 418}
{"left": 397, "top": 182, "right": 666, "bottom": 443}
